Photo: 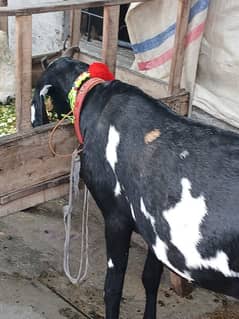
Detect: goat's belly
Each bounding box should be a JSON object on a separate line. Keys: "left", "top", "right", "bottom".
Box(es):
{"left": 192, "top": 270, "right": 239, "bottom": 299}
{"left": 150, "top": 237, "right": 239, "bottom": 299}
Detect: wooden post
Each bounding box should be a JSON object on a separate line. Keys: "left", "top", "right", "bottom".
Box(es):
{"left": 168, "top": 0, "right": 191, "bottom": 95}
{"left": 170, "top": 272, "right": 193, "bottom": 297}
{"left": 102, "top": 5, "right": 120, "bottom": 74}
{"left": 0, "top": 0, "right": 8, "bottom": 33}
{"left": 168, "top": 0, "right": 192, "bottom": 297}
{"left": 69, "top": 8, "right": 81, "bottom": 47}
{"left": 15, "top": 14, "right": 32, "bottom": 132}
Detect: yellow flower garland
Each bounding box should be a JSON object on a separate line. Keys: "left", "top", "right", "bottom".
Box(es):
{"left": 68, "top": 72, "right": 90, "bottom": 111}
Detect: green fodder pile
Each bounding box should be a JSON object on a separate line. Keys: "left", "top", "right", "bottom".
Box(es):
{"left": 0, "top": 102, "right": 16, "bottom": 137}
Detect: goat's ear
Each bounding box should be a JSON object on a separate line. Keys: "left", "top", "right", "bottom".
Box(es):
{"left": 61, "top": 35, "right": 80, "bottom": 58}
{"left": 61, "top": 46, "right": 81, "bottom": 58}
{"left": 63, "top": 35, "right": 70, "bottom": 51}
{"left": 41, "top": 56, "right": 49, "bottom": 71}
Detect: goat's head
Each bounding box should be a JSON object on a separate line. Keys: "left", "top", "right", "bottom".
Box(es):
{"left": 31, "top": 46, "right": 88, "bottom": 127}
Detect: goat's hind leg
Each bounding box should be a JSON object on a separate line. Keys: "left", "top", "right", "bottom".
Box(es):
{"left": 142, "top": 248, "right": 164, "bottom": 319}
{"left": 104, "top": 216, "right": 133, "bottom": 319}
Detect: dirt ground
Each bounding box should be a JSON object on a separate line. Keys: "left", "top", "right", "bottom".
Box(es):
{"left": 1, "top": 193, "right": 239, "bottom": 319}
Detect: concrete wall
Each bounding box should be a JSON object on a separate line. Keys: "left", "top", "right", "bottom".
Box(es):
{"left": 0, "top": 0, "right": 66, "bottom": 102}
{"left": 8, "top": 0, "right": 65, "bottom": 55}
{"left": 0, "top": 30, "right": 15, "bottom": 103}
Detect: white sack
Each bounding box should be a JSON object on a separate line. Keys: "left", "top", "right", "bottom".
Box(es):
{"left": 126, "top": 0, "right": 209, "bottom": 93}
{"left": 193, "top": 0, "right": 239, "bottom": 128}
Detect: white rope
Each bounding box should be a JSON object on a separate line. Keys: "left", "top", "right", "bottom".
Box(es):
{"left": 63, "top": 148, "right": 89, "bottom": 285}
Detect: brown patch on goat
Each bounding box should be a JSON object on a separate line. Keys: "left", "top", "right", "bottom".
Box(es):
{"left": 144, "top": 129, "right": 161, "bottom": 144}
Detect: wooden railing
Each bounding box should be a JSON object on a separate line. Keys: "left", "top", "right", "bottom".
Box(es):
{"left": 0, "top": 0, "right": 192, "bottom": 296}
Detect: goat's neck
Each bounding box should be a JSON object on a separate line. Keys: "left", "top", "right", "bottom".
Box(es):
{"left": 79, "top": 83, "right": 107, "bottom": 144}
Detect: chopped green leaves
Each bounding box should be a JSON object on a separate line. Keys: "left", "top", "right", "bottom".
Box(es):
{"left": 0, "top": 102, "right": 16, "bottom": 137}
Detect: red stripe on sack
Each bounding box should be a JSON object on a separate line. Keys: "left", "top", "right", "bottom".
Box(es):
{"left": 138, "top": 48, "right": 173, "bottom": 71}
{"left": 138, "top": 22, "right": 206, "bottom": 71}
{"left": 185, "top": 21, "right": 205, "bottom": 45}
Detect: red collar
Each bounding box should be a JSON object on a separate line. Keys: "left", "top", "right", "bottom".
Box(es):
{"left": 73, "top": 77, "right": 105, "bottom": 144}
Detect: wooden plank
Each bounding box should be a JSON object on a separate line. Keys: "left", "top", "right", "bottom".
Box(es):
{"left": 0, "top": 0, "right": 148, "bottom": 16}
{"left": 168, "top": 0, "right": 192, "bottom": 297}
{"left": 0, "top": 123, "right": 77, "bottom": 196}
{"left": 69, "top": 8, "right": 82, "bottom": 47}
{"left": 162, "top": 90, "right": 189, "bottom": 116}
{"left": 0, "top": 183, "right": 69, "bottom": 217}
{"left": 168, "top": 0, "right": 191, "bottom": 95}
{"left": 116, "top": 66, "right": 169, "bottom": 99}
{"left": 0, "top": 174, "right": 69, "bottom": 205}
{"left": 15, "top": 14, "right": 32, "bottom": 132}
{"left": 0, "top": 0, "right": 8, "bottom": 32}
{"left": 0, "top": 121, "right": 76, "bottom": 216}
{"left": 102, "top": 5, "right": 120, "bottom": 74}
{"left": 71, "top": 51, "right": 170, "bottom": 98}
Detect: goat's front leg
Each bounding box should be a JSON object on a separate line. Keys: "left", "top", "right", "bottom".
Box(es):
{"left": 142, "top": 248, "right": 164, "bottom": 319}
{"left": 104, "top": 216, "right": 133, "bottom": 319}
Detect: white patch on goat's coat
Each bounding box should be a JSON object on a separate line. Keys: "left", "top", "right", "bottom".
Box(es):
{"left": 40, "top": 84, "right": 52, "bottom": 97}
{"left": 180, "top": 150, "right": 189, "bottom": 159}
{"left": 163, "top": 178, "right": 239, "bottom": 278}
{"left": 140, "top": 198, "right": 156, "bottom": 232}
{"left": 153, "top": 236, "right": 193, "bottom": 281}
{"left": 202, "top": 251, "right": 239, "bottom": 277}
{"left": 163, "top": 178, "right": 207, "bottom": 266}
{"left": 114, "top": 181, "right": 121, "bottom": 196}
{"left": 140, "top": 195, "right": 192, "bottom": 280}
{"left": 130, "top": 204, "right": 136, "bottom": 221}
{"left": 106, "top": 126, "right": 122, "bottom": 196}
{"left": 106, "top": 126, "right": 120, "bottom": 171}
{"left": 108, "top": 258, "right": 114, "bottom": 269}
{"left": 31, "top": 104, "right": 36, "bottom": 124}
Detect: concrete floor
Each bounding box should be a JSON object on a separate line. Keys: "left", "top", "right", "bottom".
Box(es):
{"left": 1, "top": 194, "right": 239, "bottom": 319}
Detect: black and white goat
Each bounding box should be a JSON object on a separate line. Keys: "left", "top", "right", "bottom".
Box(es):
{"left": 32, "top": 55, "right": 239, "bottom": 319}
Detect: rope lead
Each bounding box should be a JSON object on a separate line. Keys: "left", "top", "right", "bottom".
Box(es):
{"left": 63, "top": 149, "right": 89, "bottom": 284}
